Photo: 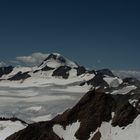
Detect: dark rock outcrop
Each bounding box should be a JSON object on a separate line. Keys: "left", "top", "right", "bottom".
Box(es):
{"left": 96, "top": 69, "right": 115, "bottom": 77}
{"left": 8, "top": 72, "right": 31, "bottom": 81}
{"left": 91, "top": 131, "right": 101, "bottom": 140}
{"left": 53, "top": 91, "right": 115, "bottom": 140}
{"left": 123, "top": 77, "right": 140, "bottom": 88}
{"left": 80, "top": 69, "right": 116, "bottom": 88}
{"left": 112, "top": 102, "right": 138, "bottom": 127}
{"left": 44, "top": 54, "right": 66, "bottom": 64}
{"left": 75, "top": 66, "right": 86, "bottom": 76}
{"left": 52, "top": 66, "right": 71, "bottom": 79}
{"left": 80, "top": 73, "right": 109, "bottom": 89}
{"left": 87, "top": 73, "right": 108, "bottom": 88}
{"left": 0, "top": 66, "right": 13, "bottom": 77}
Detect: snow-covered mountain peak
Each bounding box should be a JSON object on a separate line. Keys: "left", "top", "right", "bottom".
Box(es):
{"left": 39, "top": 53, "right": 78, "bottom": 69}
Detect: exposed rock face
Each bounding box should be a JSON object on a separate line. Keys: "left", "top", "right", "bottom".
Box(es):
{"left": 52, "top": 66, "right": 71, "bottom": 79}
{"left": 112, "top": 102, "right": 138, "bottom": 127}
{"left": 80, "top": 72, "right": 109, "bottom": 89}
{"left": 96, "top": 69, "right": 115, "bottom": 77}
{"left": 8, "top": 72, "right": 31, "bottom": 81}
{"left": 0, "top": 66, "right": 13, "bottom": 77}
{"left": 75, "top": 66, "right": 86, "bottom": 76}
{"left": 123, "top": 77, "right": 140, "bottom": 88}
{"left": 87, "top": 73, "right": 108, "bottom": 88}
{"left": 41, "top": 65, "right": 54, "bottom": 71}
{"left": 6, "top": 90, "right": 139, "bottom": 140}
{"left": 91, "top": 131, "right": 101, "bottom": 140}
{"left": 44, "top": 53, "right": 66, "bottom": 64}
{"left": 54, "top": 91, "right": 115, "bottom": 140}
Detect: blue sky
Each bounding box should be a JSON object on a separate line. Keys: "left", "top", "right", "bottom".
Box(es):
{"left": 0, "top": 0, "right": 140, "bottom": 70}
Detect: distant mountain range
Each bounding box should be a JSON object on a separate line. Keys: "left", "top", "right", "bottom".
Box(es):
{"left": 114, "top": 70, "right": 140, "bottom": 80}
{"left": 0, "top": 53, "right": 139, "bottom": 140}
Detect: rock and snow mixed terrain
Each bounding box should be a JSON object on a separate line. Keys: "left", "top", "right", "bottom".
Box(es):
{"left": 0, "top": 120, "right": 25, "bottom": 140}
{"left": 0, "top": 53, "right": 139, "bottom": 139}
{"left": 0, "top": 118, "right": 27, "bottom": 140}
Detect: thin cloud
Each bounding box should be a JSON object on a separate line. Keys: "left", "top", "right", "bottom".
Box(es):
{"left": 16, "top": 52, "right": 49, "bottom": 66}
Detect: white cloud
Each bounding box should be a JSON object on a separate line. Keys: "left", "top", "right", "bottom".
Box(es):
{"left": 16, "top": 52, "right": 49, "bottom": 66}
{"left": 113, "top": 70, "right": 140, "bottom": 80}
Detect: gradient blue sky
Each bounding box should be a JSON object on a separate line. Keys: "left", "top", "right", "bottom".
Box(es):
{"left": 0, "top": 0, "right": 140, "bottom": 70}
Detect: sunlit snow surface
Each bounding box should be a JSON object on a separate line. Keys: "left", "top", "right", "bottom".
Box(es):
{"left": 53, "top": 121, "right": 80, "bottom": 140}
{"left": 0, "top": 120, "right": 26, "bottom": 140}
{"left": 89, "top": 115, "right": 140, "bottom": 140}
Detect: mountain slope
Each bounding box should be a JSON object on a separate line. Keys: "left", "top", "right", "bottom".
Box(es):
{"left": 0, "top": 53, "right": 88, "bottom": 82}
{"left": 0, "top": 117, "right": 26, "bottom": 140}
{"left": 0, "top": 53, "right": 123, "bottom": 91}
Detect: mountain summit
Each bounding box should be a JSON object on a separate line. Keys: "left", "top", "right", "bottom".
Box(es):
{"left": 39, "top": 53, "right": 78, "bottom": 69}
